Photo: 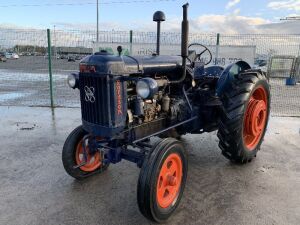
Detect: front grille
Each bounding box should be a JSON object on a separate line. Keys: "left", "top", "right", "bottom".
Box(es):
{"left": 79, "top": 74, "right": 110, "bottom": 126}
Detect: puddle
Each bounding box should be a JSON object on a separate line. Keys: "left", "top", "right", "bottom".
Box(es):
{"left": 0, "top": 69, "right": 67, "bottom": 81}
{"left": 0, "top": 92, "right": 31, "bottom": 102}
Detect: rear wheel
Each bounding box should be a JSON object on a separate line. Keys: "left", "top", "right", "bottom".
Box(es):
{"left": 218, "top": 70, "right": 270, "bottom": 163}
{"left": 62, "top": 126, "right": 109, "bottom": 179}
{"left": 137, "top": 138, "right": 188, "bottom": 223}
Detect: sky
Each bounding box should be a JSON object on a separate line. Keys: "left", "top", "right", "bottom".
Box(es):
{"left": 0, "top": 0, "right": 300, "bottom": 33}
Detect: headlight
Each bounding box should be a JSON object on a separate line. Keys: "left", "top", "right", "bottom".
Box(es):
{"left": 136, "top": 78, "right": 158, "bottom": 99}
{"left": 67, "top": 73, "right": 78, "bottom": 89}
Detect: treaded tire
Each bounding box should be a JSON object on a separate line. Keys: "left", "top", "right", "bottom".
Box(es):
{"left": 137, "top": 138, "right": 188, "bottom": 223}
{"left": 62, "top": 126, "right": 109, "bottom": 180}
{"left": 217, "top": 70, "right": 270, "bottom": 163}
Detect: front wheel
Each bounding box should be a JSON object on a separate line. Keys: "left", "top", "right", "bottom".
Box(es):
{"left": 137, "top": 138, "right": 188, "bottom": 223}
{"left": 218, "top": 70, "right": 271, "bottom": 163}
{"left": 62, "top": 126, "right": 109, "bottom": 179}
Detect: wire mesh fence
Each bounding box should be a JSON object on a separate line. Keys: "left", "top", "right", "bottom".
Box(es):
{"left": 0, "top": 28, "right": 299, "bottom": 116}
{"left": 0, "top": 28, "right": 50, "bottom": 106}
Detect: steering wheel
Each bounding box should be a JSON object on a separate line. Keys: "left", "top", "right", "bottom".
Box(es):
{"left": 188, "top": 43, "right": 213, "bottom": 65}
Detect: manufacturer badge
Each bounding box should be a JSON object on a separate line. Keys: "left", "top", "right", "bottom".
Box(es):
{"left": 84, "top": 86, "right": 95, "bottom": 103}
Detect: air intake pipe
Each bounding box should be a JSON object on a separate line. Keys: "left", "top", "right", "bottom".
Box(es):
{"left": 153, "top": 11, "right": 166, "bottom": 55}
{"left": 170, "top": 3, "right": 189, "bottom": 84}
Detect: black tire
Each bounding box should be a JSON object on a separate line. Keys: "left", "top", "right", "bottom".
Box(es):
{"left": 218, "top": 70, "right": 271, "bottom": 163}
{"left": 62, "top": 126, "right": 109, "bottom": 180}
{"left": 137, "top": 138, "right": 188, "bottom": 223}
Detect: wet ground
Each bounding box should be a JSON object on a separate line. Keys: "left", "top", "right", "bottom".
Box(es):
{"left": 0, "top": 56, "right": 79, "bottom": 107}
{"left": 0, "top": 106, "right": 299, "bottom": 225}
{"left": 0, "top": 56, "right": 78, "bottom": 73}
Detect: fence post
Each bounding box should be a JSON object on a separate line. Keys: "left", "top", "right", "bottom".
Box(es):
{"left": 215, "top": 33, "right": 220, "bottom": 62}
{"left": 129, "top": 30, "right": 133, "bottom": 55}
{"left": 216, "top": 33, "right": 220, "bottom": 45}
{"left": 47, "top": 29, "right": 54, "bottom": 108}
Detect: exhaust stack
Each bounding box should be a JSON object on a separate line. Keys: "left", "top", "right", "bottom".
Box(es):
{"left": 171, "top": 3, "right": 189, "bottom": 84}
{"left": 181, "top": 3, "right": 189, "bottom": 59}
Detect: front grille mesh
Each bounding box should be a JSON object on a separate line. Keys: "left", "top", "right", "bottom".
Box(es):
{"left": 79, "top": 74, "right": 110, "bottom": 126}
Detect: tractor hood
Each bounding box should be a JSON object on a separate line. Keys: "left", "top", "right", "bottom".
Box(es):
{"left": 80, "top": 52, "right": 184, "bottom": 75}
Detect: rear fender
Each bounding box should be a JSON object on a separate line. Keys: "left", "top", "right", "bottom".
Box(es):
{"left": 216, "top": 61, "right": 251, "bottom": 96}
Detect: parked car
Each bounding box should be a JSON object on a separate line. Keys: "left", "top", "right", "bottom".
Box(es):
{"left": 75, "top": 55, "right": 82, "bottom": 60}
{"left": 255, "top": 59, "right": 267, "bottom": 67}
{"left": 5, "top": 52, "right": 19, "bottom": 59}
{"left": 34, "top": 52, "right": 44, "bottom": 56}
{"left": 67, "top": 55, "right": 76, "bottom": 62}
{"left": 60, "top": 55, "right": 67, "bottom": 59}
{"left": 254, "top": 59, "right": 268, "bottom": 72}
{"left": 0, "top": 52, "right": 7, "bottom": 62}
{"left": 5, "top": 52, "right": 12, "bottom": 59}
{"left": 12, "top": 53, "right": 19, "bottom": 59}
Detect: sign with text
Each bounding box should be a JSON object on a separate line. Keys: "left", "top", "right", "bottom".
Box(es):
{"left": 93, "top": 43, "right": 256, "bottom": 67}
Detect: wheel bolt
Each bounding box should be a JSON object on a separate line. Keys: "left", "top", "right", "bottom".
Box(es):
{"left": 168, "top": 175, "right": 177, "bottom": 186}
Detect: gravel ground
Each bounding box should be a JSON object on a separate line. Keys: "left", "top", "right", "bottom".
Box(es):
{"left": 0, "top": 106, "right": 299, "bottom": 225}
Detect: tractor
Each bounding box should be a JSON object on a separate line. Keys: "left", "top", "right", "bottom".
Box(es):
{"left": 62, "top": 3, "right": 270, "bottom": 223}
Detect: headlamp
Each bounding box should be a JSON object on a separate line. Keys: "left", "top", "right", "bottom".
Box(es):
{"left": 67, "top": 73, "right": 78, "bottom": 89}
{"left": 136, "top": 78, "right": 158, "bottom": 99}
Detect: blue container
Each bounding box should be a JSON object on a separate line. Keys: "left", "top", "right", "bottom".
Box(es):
{"left": 286, "top": 78, "right": 297, "bottom": 86}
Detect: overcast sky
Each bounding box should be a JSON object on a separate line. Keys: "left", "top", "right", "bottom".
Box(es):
{"left": 0, "top": 0, "right": 299, "bottom": 33}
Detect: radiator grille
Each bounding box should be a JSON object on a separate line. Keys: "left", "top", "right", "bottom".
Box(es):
{"left": 79, "top": 74, "right": 110, "bottom": 126}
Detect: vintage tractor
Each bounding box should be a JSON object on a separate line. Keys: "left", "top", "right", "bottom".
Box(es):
{"left": 62, "top": 3, "right": 270, "bottom": 222}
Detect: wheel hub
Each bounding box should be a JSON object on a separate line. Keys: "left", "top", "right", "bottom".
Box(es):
{"left": 156, "top": 153, "right": 182, "bottom": 208}
{"left": 245, "top": 99, "right": 267, "bottom": 136}
{"left": 75, "top": 139, "right": 102, "bottom": 172}
{"left": 167, "top": 175, "right": 177, "bottom": 186}
{"left": 243, "top": 86, "right": 268, "bottom": 150}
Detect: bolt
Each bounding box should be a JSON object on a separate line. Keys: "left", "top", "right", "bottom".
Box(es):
{"left": 168, "top": 175, "right": 177, "bottom": 186}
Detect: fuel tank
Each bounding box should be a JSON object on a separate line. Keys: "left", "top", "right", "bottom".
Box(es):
{"left": 80, "top": 51, "right": 184, "bottom": 75}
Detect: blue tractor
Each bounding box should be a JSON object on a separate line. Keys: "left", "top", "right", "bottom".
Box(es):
{"left": 62, "top": 3, "right": 270, "bottom": 222}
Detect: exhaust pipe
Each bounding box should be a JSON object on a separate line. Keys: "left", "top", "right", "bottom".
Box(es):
{"left": 181, "top": 3, "right": 189, "bottom": 59}
{"left": 171, "top": 3, "right": 189, "bottom": 84}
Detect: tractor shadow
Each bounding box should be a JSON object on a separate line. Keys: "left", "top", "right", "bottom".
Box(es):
{"left": 47, "top": 133, "right": 258, "bottom": 225}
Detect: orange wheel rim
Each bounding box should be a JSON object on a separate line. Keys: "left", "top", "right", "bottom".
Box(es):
{"left": 243, "top": 86, "right": 268, "bottom": 151}
{"left": 156, "top": 153, "right": 183, "bottom": 208}
{"left": 75, "top": 140, "right": 101, "bottom": 172}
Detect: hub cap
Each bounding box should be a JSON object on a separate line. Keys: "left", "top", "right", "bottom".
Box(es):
{"left": 75, "top": 140, "right": 101, "bottom": 172}
{"left": 156, "top": 153, "right": 182, "bottom": 208}
{"left": 243, "top": 86, "right": 268, "bottom": 150}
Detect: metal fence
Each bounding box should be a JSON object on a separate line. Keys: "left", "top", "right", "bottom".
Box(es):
{"left": 0, "top": 28, "right": 299, "bottom": 116}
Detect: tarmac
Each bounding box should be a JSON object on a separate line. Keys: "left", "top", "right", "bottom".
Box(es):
{"left": 0, "top": 106, "right": 299, "bottom": 225}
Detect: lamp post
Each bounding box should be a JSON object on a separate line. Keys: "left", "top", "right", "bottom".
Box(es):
{"left": 97, "top": 0, "right": 99, "bottom": 43}
{"left": 53, "top": 25, "right": 57, "bottom": 60}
